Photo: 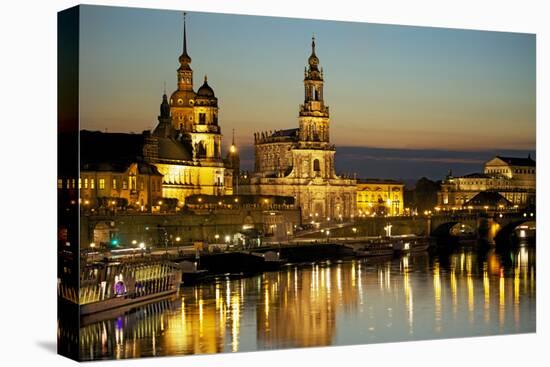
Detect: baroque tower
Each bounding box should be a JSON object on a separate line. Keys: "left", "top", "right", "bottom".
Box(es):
{"left": 170, "top": 13, "right": 195, "bottom": 132}
{"left": 242, "top": 36, "right": 356, "bottom": 221}
{"left": 299, "top": 36, "right": 330, "bottom": 144}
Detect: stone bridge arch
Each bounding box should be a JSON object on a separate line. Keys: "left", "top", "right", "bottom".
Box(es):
{"left": 494, "top": 220, "right": 535, "bottom": 246}
{"left": 431, "top": 221, "right": 476, "bottom": 238}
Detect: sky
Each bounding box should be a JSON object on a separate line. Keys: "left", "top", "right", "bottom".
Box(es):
{"left": 78, "top": 5, "right": 536, "bottom": 180}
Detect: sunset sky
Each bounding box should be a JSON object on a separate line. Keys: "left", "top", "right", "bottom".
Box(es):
{"left": 78, "top": 5, "right": 535, "bottom": 180}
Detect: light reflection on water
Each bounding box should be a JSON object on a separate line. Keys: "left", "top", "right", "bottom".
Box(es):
{"left": 77, "top": 247, "right": 536, "bottom": 361}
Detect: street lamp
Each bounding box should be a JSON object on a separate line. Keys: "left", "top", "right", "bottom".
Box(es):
{"left": 90, "top": 242, "right": 95, "bottom": 249}
{"left": 384, "top": 224, "right": 392, "bottom": 237}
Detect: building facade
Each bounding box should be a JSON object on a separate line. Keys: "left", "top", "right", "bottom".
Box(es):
{"left": 78, "top": 162, "right": 163, "bottom": 210}
{"left": 146, "top": 14, "right": 230, "bottom": 204}
{"left": 438, "top": 155, "right": 536, "bottom": 210}
{"left": 240, "top": 37, "right": 356, "bottom": 222}
{"left": 356, "top": 179, "right": 405, "bottom": 217}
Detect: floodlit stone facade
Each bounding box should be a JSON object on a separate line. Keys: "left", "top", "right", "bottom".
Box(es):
{"left": 356, "top": 179, "right": 405, "bottom": 217}
{"left": 241, "top": 37, "right": 357, "bottom": 222}
{"left": 146, "top": 14, "right": 231, "bottom": 203}
{"left": 438, "top": 155, "right": 536, "bottom": 210}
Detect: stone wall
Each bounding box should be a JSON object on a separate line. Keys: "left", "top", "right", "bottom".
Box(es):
{"left": 80, "top": 207, "right": 301, "bottom": 249}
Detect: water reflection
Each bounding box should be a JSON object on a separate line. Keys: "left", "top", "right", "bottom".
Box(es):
{"left": 75, "top": 247, "right": 536, "bottom": 361}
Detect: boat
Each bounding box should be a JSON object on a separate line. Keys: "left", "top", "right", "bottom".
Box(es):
{"left": 393, "top": 236, "right": 431, "bottom": 254}
{"left": 78, "top": 260, "right": 182, "bottom": 316}
{"left": 177, "top": 260, "right": 209, "bottom": 285}
{"left": 350, "top": 239, "right": 395, "bottom": 258}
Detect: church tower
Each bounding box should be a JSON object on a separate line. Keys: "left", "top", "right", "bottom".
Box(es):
{"left": 153, "top": 90, "right": 172, "bottom": 138}
{"left": 299, "top": 36, "right": 330, "bottom": 144}
{"left": 190, "top": 75, "right": 222, "bottom": 163}
{"left": 170, "top": 13, "right": 195, "bottom": 132}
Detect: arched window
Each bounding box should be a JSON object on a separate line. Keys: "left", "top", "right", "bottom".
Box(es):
{"left": 313, "top": 159, "right": 321, "bottom": 172}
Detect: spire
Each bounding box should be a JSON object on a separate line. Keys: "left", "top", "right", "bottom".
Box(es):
{"left": 307, "top": 34, "right": 320, "bottom": 72}
{"left": 160, "top": 91, "right": 170, "bottom": 118}
{"left": 183, "top": 12, "right": 187, "bottom": 55}
{"left": 178, "top": 12, "right": 192, "bottom": 66}
{"left": 229, "top": 129, "right": 237, "bottom": 154}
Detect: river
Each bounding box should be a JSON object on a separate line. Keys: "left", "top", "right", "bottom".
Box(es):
{"left": 76, "top": 246, "right": 536, "bottom": 360}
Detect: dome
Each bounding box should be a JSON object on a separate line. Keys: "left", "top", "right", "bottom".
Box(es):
{"left": 308, "top": 53, "right": 319, "bottom": 66}
{"left": 196, "top": 76, "right": 215, "bottom": 98}
{"left": 179, "top": 52, "right": 192, "bottom": 65}
{"left": 170, "top": 89, "right": 195, "bottom": 107}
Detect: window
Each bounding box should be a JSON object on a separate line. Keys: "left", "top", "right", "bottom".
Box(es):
{"left": 58, "top": 179, "right": 63, "bottom": 189}
{"left": 199, "top": 113, "right": 206, "bottom": 124}
{"left": 99, "top": 178, "right": 105, "bottom": 190}
{"left": 84, "top": 178, "right": 88, "bottom": 189}
{"left": 122, "top": 180, "right": 128, "bottom": 190}
{"left": 71, "top": 179, "right": 76, "bottom": 189}
{"left": 78, "top": 178, "right": 82, "bottom": 189}
{"left": 90, "top": 179, "right": 95, "bottom": 189}
{"left": 313, "top": 159, "right": 321, "bottom": 172}
{"left": 112, "top": 178, "right": 117, "bottom": 190}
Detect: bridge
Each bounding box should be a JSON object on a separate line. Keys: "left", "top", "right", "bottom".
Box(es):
{"left": 295, "top": 211, "right": 535, "bottom": 246}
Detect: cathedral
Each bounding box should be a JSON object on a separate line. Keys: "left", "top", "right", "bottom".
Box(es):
{"left": 240, "top": 37, "right": 357, "bottom": 222}
{"left": 145, "top": 14, "right": 233, "bottom": 203}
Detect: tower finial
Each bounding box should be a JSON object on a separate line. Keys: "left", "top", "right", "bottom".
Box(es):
{"left": 204, "top": 74, "right": 208, "bottom": 83}
{"left": 163, "top": 81, "right": 166, "bottom": 95}
{"left": 183, "top": 12, "right": 187, "bottom": 55}
{"left": 178, "top": 12, "right": 192, "bottom": 65}
{"left": 312, "top": 33, "right": 316, "bottom": 53}
{"left": 232, "top": 128, "right": 235, "bottom": 146}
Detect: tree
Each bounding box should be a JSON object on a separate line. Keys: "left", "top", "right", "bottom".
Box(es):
{"left": 413, "top": 177, "right": 440, "bottom": 212}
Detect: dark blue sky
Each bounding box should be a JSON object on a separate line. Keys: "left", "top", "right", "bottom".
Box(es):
{"left": 78, "top": 5, "right": 536, "bottom": 181}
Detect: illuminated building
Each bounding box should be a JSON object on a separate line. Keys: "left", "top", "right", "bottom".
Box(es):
{"left": 147, "top": 14, "right": 232, "bottom": 202}
{"left": 356, "top": 179, "right": 404, "bottom": 216}
{"left": 241, "top": 37, "right": 356, "bottom": 221}
{"left": 438, "top": 155, "right": 535, "bottom": 210}
{"left": 63, "top": 131, "right": 164, "bottom": 210}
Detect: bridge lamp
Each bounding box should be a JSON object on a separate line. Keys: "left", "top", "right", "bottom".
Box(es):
{"left": 175, "top": 236, "right": 181, "bottom": 242}
{"left": 90, "top": 242, "right": 95, "bottom": 249}
{"left": 215, "top": 234, "right": 220, "bottom": 240}
{"left": 225, "top": 235, "right": 231, "bottom": 243}
{"left": 321, "top": 229, "right": 325, "bottom": 233}
{"left": 352, "top": 227, "right": 357, "bottom": 234}
{"left": 139, "top": 242, "right": 145, "bottom": 250}
{"left": 523, "top": 213, "right": 527, "bottom": 217}
{"left": 326, "top": 230, "right": 330, "bottom": 236}
{"left": 131, "top": 240, "right": 137, "bottom": 245}
{"left": 530, "top": 213, "right": 534, "bottom": 217}
{"left": 499, "top": 214, "right": 503, "bottom": 218}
